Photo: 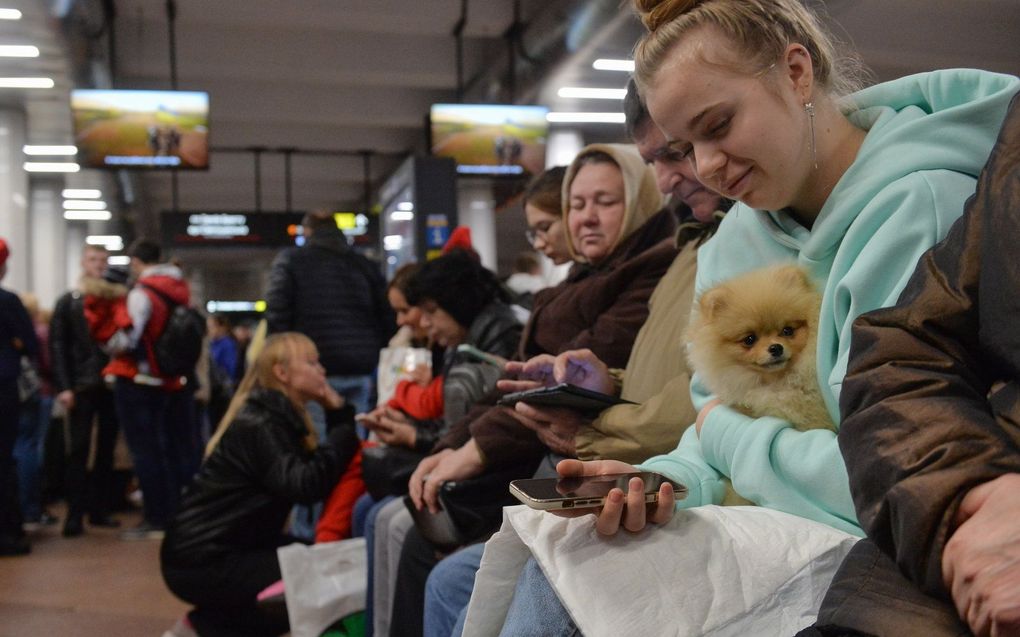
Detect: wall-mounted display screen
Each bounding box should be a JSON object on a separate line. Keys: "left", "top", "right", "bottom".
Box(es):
{"left": 71, "top": 89, "right": 210, "bottom": 169}
{"left": 429, "top": 104, "right": 547, "bottom": 176}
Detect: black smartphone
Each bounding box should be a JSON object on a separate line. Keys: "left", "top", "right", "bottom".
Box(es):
{"left": 498, "top": 383, "right": 634, "bottom": 414}
{"left": 509, "top": 472, "right": 687, "bottom": 510}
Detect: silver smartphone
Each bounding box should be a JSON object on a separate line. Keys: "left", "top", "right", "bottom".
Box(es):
{"left": 509, "top": 472, "right": 687, "bottom": 511}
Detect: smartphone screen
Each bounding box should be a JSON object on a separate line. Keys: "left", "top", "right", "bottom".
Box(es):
{"left": 510, "top": 472, "right": 686, "bottom": 510}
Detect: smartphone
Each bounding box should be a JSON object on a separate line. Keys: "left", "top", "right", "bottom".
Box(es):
{"left": 456, "top": 343, "right": 505, "bottom": 367}
{"left": 498, "top": 383, "right": 634, "bottom": 414}
{"left": 509, "top": 472, "right": 687, "bottom": 511}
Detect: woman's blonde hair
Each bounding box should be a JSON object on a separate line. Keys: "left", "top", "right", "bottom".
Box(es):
{"left": 205, "top": 332, "right": 319, "bottom": 457}
{"left": 632, "top": 0, "right": 866, "bottom": 99}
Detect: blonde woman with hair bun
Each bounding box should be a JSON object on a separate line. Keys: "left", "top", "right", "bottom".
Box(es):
{"left": 160, "top": 332, "right": 360, "bottom": 637}
{"left": 486, "top": 0, "right": 1019, "bottom": 634}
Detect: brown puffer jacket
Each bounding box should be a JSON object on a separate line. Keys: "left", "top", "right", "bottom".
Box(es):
{"left": 833, "top": 94, "right": 1020, "bottom": 630}
{"left": 436, "top": 207, "right": 679, "bottom": 467}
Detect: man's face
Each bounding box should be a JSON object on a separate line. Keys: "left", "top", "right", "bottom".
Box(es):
{"left": 81, "top": 247, "right": 108, "bottom": 279}
{"left": 633, "top": 121, "right": 723, "bottom": 223}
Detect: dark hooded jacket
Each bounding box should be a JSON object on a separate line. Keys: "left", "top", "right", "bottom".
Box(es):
{"left": 264, "top": 228, "right": 394, "bottom": 376}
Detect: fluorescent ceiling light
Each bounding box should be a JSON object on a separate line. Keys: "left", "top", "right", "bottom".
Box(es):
{"left": 24, "top": 145, "right": 77, "bottom": 155}
{"left": 86, "top": 235, "right": 124, "bottom": 251}
{"left": 390, "top": 210, "right": 414, "bottom": 221}
{"left": 557, "top": 87, "right": 627, "bottom": 100}
{"left": 0, "top": 45, "right": 39, "bottom": 58}
{"left": 63, "top": 199, "right": 108, "bottom": 210}
{"left": 383, "top": 235, "right": 404, "bottom": 251}
{"left": 24, "top": 161, "right": 79, "bottom": 172}
{"left": 107, "top": 256, "right": 130, "bottom": 266}
{"left": 397, "top": 201, "right": 414, "bottom": 211}
{"left": 592, "top": 59, "right": 635, "bottom": 72}
{"left": 62, "top": 189, "right": 102, "bottom": 199}
{"left": 63, "top": 210, "right": 112, "bottom": 221}
{"left": 0, "top": 77, "right": 54, "bottom": 88}
{"left": 0, "top": 9, "right": 22, "bottom": 20}
{"left": 546, "top": 112, "right": 626, "bottom": 124}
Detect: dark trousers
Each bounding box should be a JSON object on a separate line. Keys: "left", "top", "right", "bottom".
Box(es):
{"left": 0, "top": 381, "right": 24, "bottom": 539}
{"left": 64, "top": 385, "right": 119, "bottom": 520}
{"left": 391, "top": 525, "right": 444, "bottom": 637}
{"left": 162, "top": 547, "right": 288, "bottom": 637}
{"left": 114, "top": 379, "right": 198, "bottom": 527}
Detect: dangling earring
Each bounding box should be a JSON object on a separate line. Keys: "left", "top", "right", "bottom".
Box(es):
{"left": 804, "top": 102, "right": 818, "bottom": 170}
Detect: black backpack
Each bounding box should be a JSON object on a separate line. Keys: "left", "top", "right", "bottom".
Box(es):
{"left": 141, "top": 284, "right": 206, "bottom": 378}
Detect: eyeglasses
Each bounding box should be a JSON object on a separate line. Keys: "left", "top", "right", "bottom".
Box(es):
{"left": 525, "top": 219, "right": 559, "bottom": 246}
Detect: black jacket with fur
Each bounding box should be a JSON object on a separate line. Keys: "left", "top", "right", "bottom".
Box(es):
{"left": 49, "top": 277, "right": 115, "bottom": 393}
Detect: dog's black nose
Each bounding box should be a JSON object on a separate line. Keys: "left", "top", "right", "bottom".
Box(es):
{"left": 768, "top": 343, "right": 784, "bottom": 357}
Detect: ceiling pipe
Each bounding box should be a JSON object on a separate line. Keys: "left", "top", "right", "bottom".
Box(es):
{"left": 452, "top": 0, "right": 468, "bottom": 102}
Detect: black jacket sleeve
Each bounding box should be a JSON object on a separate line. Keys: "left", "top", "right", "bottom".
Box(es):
{"left": 264, "top": 250, "right": 295, "bottom": 334}
{"left": 255, "top": 406, "right": 360, "bottom": 505}
{"left": 49, "top": 292, "right": 74, "bottom": 393}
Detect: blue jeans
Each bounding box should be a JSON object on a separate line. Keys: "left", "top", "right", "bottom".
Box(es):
{"left": 291, "top": 374, "right": 374, "bottom": 541}
{"left": 499, "top": 557, "right": 579, "bottom": 637}
{"left": 14, "top": 396, "right": 51, "bottom": 521}
{"left": 115, "top": 380, "right": 198, "bottom": 527}
{"left": 424, "top": 542, "right": 485, "bottom": 637}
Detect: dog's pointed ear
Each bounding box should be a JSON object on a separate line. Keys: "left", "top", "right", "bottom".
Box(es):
{"left": 775, "top": 264, "right": 814, "bottom": 291}
{"left": 698, "top": 285, "right": 730, "bottom": 321}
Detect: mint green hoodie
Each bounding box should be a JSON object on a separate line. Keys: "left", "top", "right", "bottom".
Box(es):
{"left": 639, "top": 69, "right": 1019, "bottom": 535}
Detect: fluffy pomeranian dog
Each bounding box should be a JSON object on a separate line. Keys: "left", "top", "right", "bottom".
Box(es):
{"left": 685, "top": 264, "right": 835, "bottom": 431}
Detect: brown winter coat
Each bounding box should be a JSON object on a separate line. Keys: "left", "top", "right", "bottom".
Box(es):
{"left": 823, "top": 94, "right": 1020, "bottom": 635}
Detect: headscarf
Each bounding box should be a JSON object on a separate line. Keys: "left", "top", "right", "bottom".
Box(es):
{"left": 561, "top": 143, "right": 665, "bottom": 263}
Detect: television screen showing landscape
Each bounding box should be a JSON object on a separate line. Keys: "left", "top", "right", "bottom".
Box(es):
{"left": 71, "top": 89, "right": 210, "bottom": 169}
{"left": 430, "top": 104, "right": 548, "bottom": 176}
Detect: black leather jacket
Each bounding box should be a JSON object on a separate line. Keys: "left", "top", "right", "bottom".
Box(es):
{"left": 161, "top": 388, "right": 358, "bottom": 565}
{"left": 49, "top": 287, "right": 108, "bottom": 393}
{"left": 264, "top": 229, "right": 395, "bottom": 376}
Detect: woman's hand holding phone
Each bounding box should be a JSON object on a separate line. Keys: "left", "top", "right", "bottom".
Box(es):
{"left": 498, "top": 349, "right": 615, "bottom": 396}
{"left": 554, "top": 459, "right": 676, "bottom": 536}
{"left": 504, "top": 402, "right": 588, "bottom": 457}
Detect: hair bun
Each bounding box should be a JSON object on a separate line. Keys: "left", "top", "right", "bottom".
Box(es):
{"left": 633, "top": 0, "right": 704, "bottom": 31}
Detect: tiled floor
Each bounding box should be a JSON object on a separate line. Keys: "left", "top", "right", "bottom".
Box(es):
{"left": 0, "top": 510, "right": 188, "bottom": 637}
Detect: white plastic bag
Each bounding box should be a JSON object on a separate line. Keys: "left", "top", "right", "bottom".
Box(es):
{"left": 277, "top": 538, "right": 367, "bottom": 637}
{"left": 376, "top": 346, "right": 431, "bottom": 406}
{"left": 463, "top": 505, "right": 859, "bottom": 637}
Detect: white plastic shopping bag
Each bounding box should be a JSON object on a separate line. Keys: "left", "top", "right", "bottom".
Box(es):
{"left": 463, "top": 505, "right": 859, "bottom": 637}
{"left": 277, "top": 537, "right": 367, "bottom": 637}
{"left": 376, "top": 347, "right": 431, "bottom": 406}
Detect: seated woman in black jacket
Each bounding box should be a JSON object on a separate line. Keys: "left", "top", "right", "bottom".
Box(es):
{"left": 160, "top": 332, "right": 359, "bottom": 637}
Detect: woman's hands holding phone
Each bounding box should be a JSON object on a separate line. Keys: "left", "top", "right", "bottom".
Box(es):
{"left": 554, "top": 459, "right": 676, "bottom": 536}
{"left": 498, "top": 349, "right": 615, "bottom": 395}
{"left": 357, "top": 407, "right": 416, "bottom": 448}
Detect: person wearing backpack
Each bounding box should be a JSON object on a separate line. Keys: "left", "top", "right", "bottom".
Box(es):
{"left": 103, "top": 238, "right": 202, "bottom": 541}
